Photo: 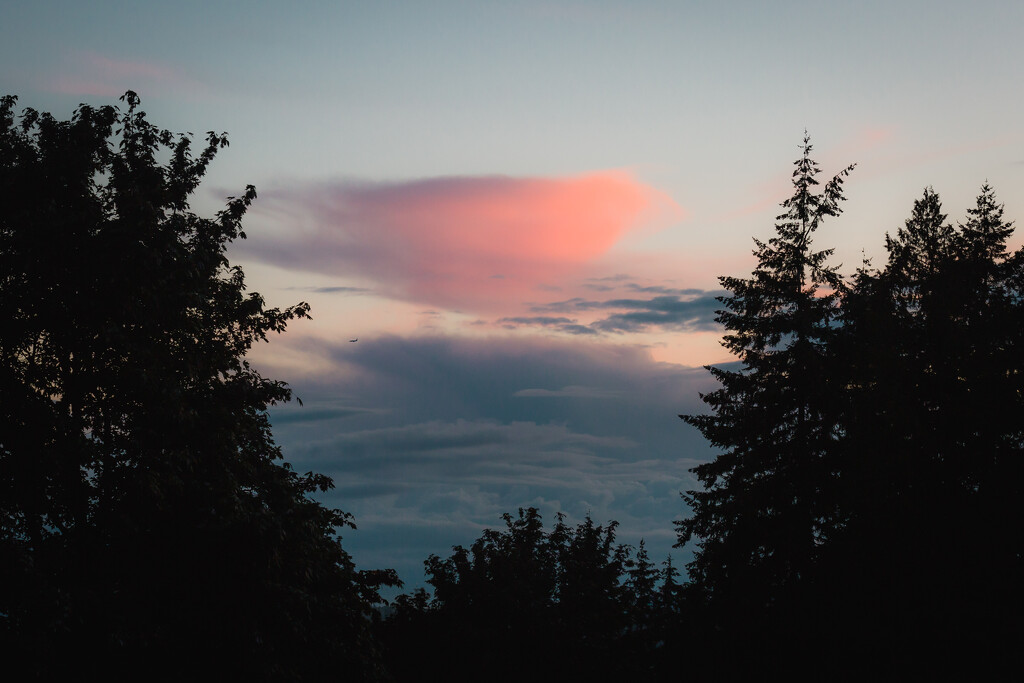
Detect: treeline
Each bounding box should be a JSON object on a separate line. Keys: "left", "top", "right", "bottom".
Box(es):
{"left": 381, "top": 508, "right": 683, "bottom": 680}
{"left": 3, "top": 95, "right": 1022, "bottom": 679}
{"left": 381, "top": 141, "right": 1024, "bottom": 678}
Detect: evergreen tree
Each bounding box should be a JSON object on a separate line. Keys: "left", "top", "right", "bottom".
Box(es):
{"left": 620, "top": 539, "right": 661, "bottom": 670}
{"left": 842, "top": 185, "right": 1020, "bottom": 516}
{"left": 955, "top": 184, "right": 1021, "bottom": 495}
{"left": 824, "top": 183, "right": 1024, "bottom": 671}
{"left": 676, "top": 135, "right": 854, "bottom": 615}
{"left": 657, "top": 554, "right": 682, "bottom": 615}
{"left": 625, "top": 539, "right": 659, "bottom": 617}
{"left": 0, "top": 93, "right": 396, "bottom": 680}
{"left": 884, "top": 186, "right": 956, "bottom": 299}
{"left": 837, "top": 189, "right": 959, "bottom": 526}
{"left": 961, "top": 182, "right": 1014, "bottom": 264}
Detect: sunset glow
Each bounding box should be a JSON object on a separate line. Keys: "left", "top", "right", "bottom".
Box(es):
{"left": 243, "top": 172, "right": 683, "bottom": 314}
{"left": 6, "top": 0, "right": 1022, "bottom": 599}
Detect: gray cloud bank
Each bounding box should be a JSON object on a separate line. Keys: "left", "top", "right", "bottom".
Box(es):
{"left": 263, "top": 334, "right": 719, "bottom": 594}
{"left": 510, "top": 289, "right": 727, "bottom": 335}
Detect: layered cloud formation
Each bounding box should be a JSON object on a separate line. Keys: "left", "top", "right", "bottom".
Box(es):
{"left": 262, "top": 334, "right": 721, "bottom": 590}
{"left": 236, "top": 171, "right": 719, "bottom": 589}
{"left": 241, "top": 172, "right": 683, "bottom": 314}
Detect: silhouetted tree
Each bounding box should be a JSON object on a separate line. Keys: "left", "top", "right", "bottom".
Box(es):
{"left": 619, "top": 539, "right": 661, "bottom": 671}
{"left": 824, "top": 183, "right": 1024, "bottom": 670}
{"left": 832, "top": 188, "right": 960, "bottom": 540}
{"left": 383, "top": 508, "right": 668, "bottom": 681}
{"left": 0, "top": 93, "right": 396, "bottom": 680}
{"left": 676, "top": 136, "right": 854, "bottom": 622}
{"left": 657, "top": 554, "right": 682, "bottom": 615}
{"left": 625, "top": 539, "right": 659, "bottom": 618}
{"left": 553, "top": 514, "right": 631, "bottom": 645}
{"left": 669, "top": 133, "right": 1024, "bottom": 672}
{"left": 841, "top": 183, "right": 1021, "bottom": 526}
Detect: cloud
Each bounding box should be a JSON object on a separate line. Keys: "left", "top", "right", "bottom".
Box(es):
{"left": 590, "top": 295, "right": 723, "bottom": 333}
{"left": 239, "top": 173, "right": 683, "bottom": 315}
{"left": 494, "top": 315, "right": 603, "bottom": 336}
{"left": 587, "top": 274, "right": 632, "bottom": 282}
{"left": 498, "top": 316, "right": 577, "bottom": 326}
{"left": 518, "top": 289, "right": 725, "bottom": 334}
{"left": 287, "top": 285, "right": 371, "bottom": 294}
{"left": 315, "top": 419, "right": 634, "bottom": 464}
{"left": 513, "top": 385, "right": 625, "bottom": 398}
{"left": 624, "top": 283, "right": 705, "bottom": 296}
{"left": 260, "top": 334, "right": 718, "bottom": 591}
{"left": 45, "top": 52, "right": 204, "bottom": 98}
{"left": 558, "top": 323, "right": 601, "bottom": 336}
{"left": 268, "top": 405, "right": 377, "bottom": 425}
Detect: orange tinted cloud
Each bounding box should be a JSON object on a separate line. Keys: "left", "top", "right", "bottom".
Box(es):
{"left": 243, "top": 172, "right": 683, "bottom": 314}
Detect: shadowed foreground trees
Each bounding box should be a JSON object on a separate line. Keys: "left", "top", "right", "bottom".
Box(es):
{"left": 0, "top": 93, "right": 396, "bottom": 680}
{"left": 677, "top": 136, "right": 854, "bottom": 619}
{"left": 382, "top": 508, "right": 685, "bottom": 681}
{"left": 7, "top": 94, "right": 1022, "bottom": 678}
{"left": 677, "top": 140, "right": 1024, "bottom": 674}
{"left": 815, "top": 182, "right": 1024, "bottom": 670}
{"left": 379, "top": 140, "right": 1024, "bottom": 678}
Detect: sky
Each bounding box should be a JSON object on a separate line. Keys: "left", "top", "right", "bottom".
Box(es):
{"left": 4, "top": 0, "right": 1023, "bottom": 594}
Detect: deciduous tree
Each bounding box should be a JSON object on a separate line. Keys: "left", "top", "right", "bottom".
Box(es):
{"left": 0, "top": 93, "right": 395, "bottom": 680}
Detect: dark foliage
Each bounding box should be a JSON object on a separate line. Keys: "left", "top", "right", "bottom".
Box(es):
{"left": 381, "top": 508, "right": 686, "bottom": 681}
{"left": 9, "top": 95, "right": 1021, "bottom": 678}
{"left": 384, "top": 139, "right": 1024, "bottom": 678}
{"left": 676, "top": 137, "right": 1024, "bottom": 675}
{"left": 677, "top": 136, "right": 854, "bottom": 616}
{"left": 815, "top": 182, "right": 1024, "bottom": 674}
{"left": 0, "top": 93, "right": 396, "bottom": 680}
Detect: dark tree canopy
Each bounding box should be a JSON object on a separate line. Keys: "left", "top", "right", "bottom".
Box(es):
{"left": 0, "top": 93, "right": 395, "bottom": 680}
{"left": 382, "top": 508, "right": 686, "bottom": 681}
{"left": 677, "top": 136, "right": 854, "bottom": 609}
{"left": 15, "top": 94, "right": 1022, "bottom": 678}
{"left": 821, "top": 182, "right": 1024, "bottom": 670}
{"left": 675, "top": 137, "right": 1024, "bottom": 674}
{"left": 373, "top": 137, "right": 1024, "bottom": 678}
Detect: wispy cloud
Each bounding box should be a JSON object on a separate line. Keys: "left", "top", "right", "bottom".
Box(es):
{"left": 515, "top": 289, "right": 725, "bottom": 334}
{"left": 624, "top": 283, "right": 705, "bottom": 296}
{"left": 239, "top": 172, "right": 683, "bottom": 315}
{"left": 498, "top": 316, "right": 578, "bottom": 327}
{"left": 513, "top": 385, "right": 625, "bottom": 399}
{"left": 45, "top": 51, "right": 205, "bottom": 98}
{"left": 287, "top": 285, "right": 372, "bottom": 295}
{"left": 590, "top": 295, "right": 723, "bottom": 333}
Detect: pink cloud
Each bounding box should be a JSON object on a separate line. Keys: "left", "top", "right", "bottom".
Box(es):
{"left": 45, "top": 52, "right": 202, "bottom": 98}
{"left": 242, "top": 173, "right": 683, "bottom": 314}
